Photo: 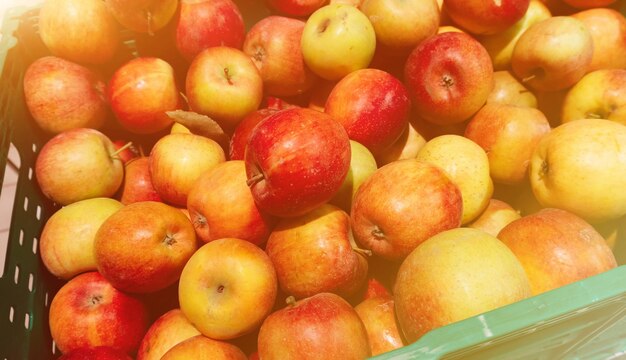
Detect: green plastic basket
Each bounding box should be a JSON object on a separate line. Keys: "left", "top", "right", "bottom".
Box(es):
{"left": 1, "top": 4, "right": 626, "bottom": 360}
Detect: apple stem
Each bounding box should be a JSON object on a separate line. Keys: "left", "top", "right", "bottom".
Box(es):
{"left": 285, "top": 296, "right": 297, "bottom": 307}
{"left": 110, "top": 141, "right": 134, "bottom": 160}
{"left": 352, "top": 247, "right": 372, "bottom": 257}
{"left": 521, "top": 74, "right": 536, "bottom": 83}
{"left": 246, "top": 173, "right": 264, "bottom": 187}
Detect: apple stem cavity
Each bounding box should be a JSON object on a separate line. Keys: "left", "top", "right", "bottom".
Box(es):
{"left": 317, "top": 19, "right": 331, "bottom": 34}
{"left": 217, "top": 285, "right": 225, "bottom": 293}
{"left": 89, "top": 294, "right": 103, "bottom": 306}
{"left": 246, "top": 173, "right": 264, "bottom": 187}
{"left": 441, "top": 75, "right": 455, "bottom": 88}
{"left": 285, "top": 296, "right": 297, "bottom": 307}
{"left": 371, "top": 226, "right": 385, "bottom": 240}
{"left": 110, "top": 141, "right": 134, "bottom": 160}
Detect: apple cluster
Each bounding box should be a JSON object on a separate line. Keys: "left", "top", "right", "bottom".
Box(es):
{"left": 21, "top": 0, "right": 626, "bottom": 359}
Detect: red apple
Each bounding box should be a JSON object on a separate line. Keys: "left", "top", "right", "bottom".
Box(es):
{"left": 354, "top": 292, "right": 404, "bottom": 356}
{"left": 245, "top": 107, "right": 351, "bottom": 217}
{"left": 23, "top": 56, "right": 107, "bottom": 134}
{"left": 136, "top": 309, "right": 201, "bottom": 360}
{"left": 58, "top": 346, "right": 132, "bottom": 360}
{"left": 160, "top": 335, "right": 247, "bottom": 360}
{"left": 229, "top": 108, "right": 281, "bottom": 160}
{"left": 120, "top": 157, "right": 163, "bottom": 205}
{"left": 48, "top": 272, "right": 150, "bottom": 355}
{"left": 443, "top": 0, "right": 530, "bottom": 35}
{"left": 265, "top": 0, "right": 327, "bottom": 17}
{"left": 104, "top": 0, "right": 178, "bottom": 34}
{"left": 112, "top": 140, "right": 139, "bottom": 165}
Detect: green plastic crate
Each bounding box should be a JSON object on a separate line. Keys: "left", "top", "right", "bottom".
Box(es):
{"left": 1, "top": 4, "right": 626, "bottom": 360}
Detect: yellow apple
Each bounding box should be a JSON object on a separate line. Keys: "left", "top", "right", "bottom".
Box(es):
{"left": 136, "top": 309, "right": 201, "bottom": 360}
{"left": 329, "top": 140, "right": 378, "bottom": 212}
{"left": 487, "top": 70, "right": 538, "bottom": 108}
{"left": 572, "top": 8, "right": 626, "bottom": 71}
{"left": 467, "top": 198, "right": 522, "bottom": 237}
{"left": 160, "top": 335, "right": 247, "bottom": 360}
{"left": 374, "top": 121, "right": 426, "bottom": 167}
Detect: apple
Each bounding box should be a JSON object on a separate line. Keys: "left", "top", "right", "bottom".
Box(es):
{"left": 245, "top": 107, "right": 351, "bottom": 218}
{"left": 498, "top": 208, "right": 617, "bottom": 295}
{"left": 186, "top": 46, "right": 264, "bottom": 131}
{"left": 49, "top": 272, "right": 150, "bottom": 355}
{"left": 257, "top": 293, "right": 371, "bottom": 360}
{"left": 511, "top": 16, "right": 594, "bottom": 92}
{"left": 324, "top": 68, "right": 411, "bottom": 156}
{"left": 187, "top": 160, "right": 276, "bottom": 246}
{"left": 104, "top": 0, "right": 178, "bottom": 34}
{"left": 351, "top": 159, "right": 463, "bottom": 260}
{"left": 529, "top": 119, "right": 626, "bottom": 223}
{"left": 107, "top": 57, "right": 182, "bottom": 134}
{"left": 58, "top": 346, "right": 132, "bottom": 360}
{"left": 112, "top": 140, "right": 140, "bottom": 165}
{"left": 467, "top": 198, "right": 522, "bottom": 237}
{"left": 38, "top": 0, "right": 120, "bottom": 65}
{"left": 464, "top": 103, "right": 551, "bottom": 185}
{"left": 23, "top": 56, "right": 107, "bottom": 134}
{"left": 443, "top": 0, "right": 530, "bottom": 35}
{"left": 94, "top": 201, "right": 197, "bottom": 293}
{"left": 160, "top": 335, "right": 247, "bottom": 360}
{"left": 404, "top": 32, "right": 494, "bottom": 126}
{"left": 374, "top": 121, "right": 426, "bottom": 167}
{"left": 175, "top": 0, "right": 246, "bottom": 62}
{"left": 265, "top": 0, "right": 327, "bottom": 17}
{"left": 561, "top": 69, "right": 626, "bottom": 126}
{"left": 229, "top": 108, "right": 281, "bottom": 161}
{"left": 416, "top": 134, "right": 493, "bottom": 225}
{"left": 329, "top": 140, "right": 378, "bottom": 212}
{"left": 40, "top": 197, "right": 123, "bottom": 280}
{"left": 394, "top": 227, "right": 532, "bottom": 343}
{"left": 149, "top": 133, "right": 226, "bottom": 207}
{"left": 120, "top": 157, "right": 163, "bottom": 205}
{"left": 572, "top": 8, "right": 626, "bottom": 71}
{"left": 354, "top": 293, "right": 403, "bottom": 356}
{"left": 300, "top": 4, "right": 377, "bottom": 81}
{"left": 35, "top": 128, "right": 124, "bottom": 206}
{"left": 562, "top": 0, "right": 617, "bottom": 8}
{"left": 438, "top": 25, "right": 465, "bottom": 33}
{"left": 243, "top": 16, "right": 318, "bottom": 97}
{"left": 136, "top": 309, "right": 202, "bottom": 360}
{"left": 487, "top": 70, "right": 538, "bottom": 108}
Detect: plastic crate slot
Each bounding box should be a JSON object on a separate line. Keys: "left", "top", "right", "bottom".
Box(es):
{"left": 35, "top": 204, "right": 41, "bottom": 220}
{"left": 44, "top": 292, "right": 48, "bottom": 307}
{"left": 13, "top": 264, "right": 18, "bottom": 284}
{"left": 18, "top": 228, "right": 23, "bottom": 246}
{"left": 31, "top": 236, "right": 37, "bottom": 254}
{"left": 27, "top": 273, "right": 33, "bottom": 292}
{"left": 23, "top": 312, "right": 30, "bottom": 330}
{"left": 8, "top": 306, "right": 13, "bottom": 323}
{"left": 31, "top": 143, "right": 36, "bottom": 153}
{"left": 27, "top": 167, "right": 32, "bottom": 180}
{"left": 51, "top": 340, "right": 56, "bottom": 355}
{"left": 22, "top": 195, "right": 28, "bottom": 212}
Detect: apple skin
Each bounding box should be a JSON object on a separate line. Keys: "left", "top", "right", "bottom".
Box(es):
{"left": 257, "top": 293, "right": 371, "bottom": 360}
{"left": 23, "top": 56, "right": 107, "bottom": 134}
{"left": 354, "top": 294, "right": 404, "bottom": 356}
{"left": 571, "top": 8, "right": 626, "bottom": 71}
{"left": 178, "top": 238, "right": 277, "bottom": 340}
{"left": 112, "top": 140, "right": 139, "bottom": 165}
{"left": 104, "top": 0, "right": 178, "bottom": 34}
{"left": 94, "top": 201, "right": 198, "bottom": 293}
{"left": 374, "top": 121, "right": 426, "bottom": 167}
{"left": 229, "top": 108, "right": 281, "bottom": 161}
{"left": 487, "top": 70, "right": 538, "bottom": 108}
{"left": 244, "top": 107, "right": 351, "bottom": 218}
{"left": 404, "top": 32, "right": 494, "bottom": 126}
{"left": 38, "top": 0, "right": 120, "bottom": 65}
{"left": 443, "top": 0, "right": 530, "bottom": 35}
{"left": 49, "top": 272, "right": 150, "bottom": 355}
{"left": 467, "top": 198, "right": 522, "bottom": 237}
{"left": 351, "top": 159, "right": 463, "bottom": 260}
{"left": 58, "top": 346, "right": 133, "bottom": 360}
{"left": 120, "top": 157, "right": 163, "bottom": 205}
{"left": 40, "top": 197, "right": 124, "bottom": 280}
{"left": 187, "top": 160, "right": 276, "bottom": 246}
{"left": 324, "top": 68, "right": 411, "bottom": 156}
{"left": 35, "top": 128, "right": 124, "bottom": 206}
{"left": 160, "top": 335, "right": 247, "bottom": 360}
{"left": 562, "top": 0, "right": 617, "bottom": 8}
{"left": 265, "top": 0, "right": 327, "bottom": 17}
{"left": 529, "top": 119, "right": 626, "bottom": 223}
{"left": 498, "top": 208, "right": 617, "bottom": 295}
{"left": 329, "top": 140, "right": 379, "bottom": 212}
{"left": 175, "top": 0, "right": 246, "bottom": 62}
{"left": 394, "top": 227, "right": 532, "bottom": 343}
{"left": 107, "top": 57, "right": 182, "bottom": 134}
{"left": 136, "top": 309, "right": 202, "bottom": 360}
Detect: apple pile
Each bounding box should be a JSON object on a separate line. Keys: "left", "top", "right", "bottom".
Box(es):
{"left": 22, "top": 0, "right": 626, "bottom": 358}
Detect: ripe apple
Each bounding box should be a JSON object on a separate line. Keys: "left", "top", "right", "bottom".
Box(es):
{"left": 467, "top": 198, "right": 522, "bottom": 237}
{"left": 562, "top": 0, "right": 617, "bottom": 8}
{"left": 186, "top": 160, "right": 276, "bottom": 246}
{"left": 58, "top": 346, "right": 132, "bottom": 360}
{"left": 329, "top": 140, "right": 378, "bottom": 212}
{"left": 257, "top": 293, "right": 371, "bottom": 360}
{"left": 487, "top": 70, "right": 538, "bottom": 108}
{"left": 300, "top": 4, "right": 377, "bottom": 81}
{"left": 23, "top": 56, "right": 107, "bottom": 134}
{"left": 104, "top": 0, "right": 178, "bottom": 34}
{"left": 229, "top": 108, "right": 281, "bottom": 161}
{"left": 160, "top": 335, "right": 247, "bottom": 360}
{"left": 38, "top": 0, "right": 120, "bottom": 65}
{"left": 107, "top": 57, "right": 182, "bottom": 134}
{"left": 175, "top": 0, "right": 246, "bottom": 62}
{"left": 186, "top": 46, "right": 264, "bottom": 131}
{"left": 374, "top": 121, "right": 426, "bottom": 167}
{"left": 324, "top": 68, "right": 411, "bottom": 156}
{"left": 136, "top": 309, "right": 201, "bottom": 360}
{"left": 351, "top": 159, "right": 463, "bottom": 260}
{"left": 443, "top": 0, "right": 530, "bottom": 35}
{"left": 35, "top": 128, "right": 124, "bottom": 206}
{"left": 438, "top": 25, "right": 465, "bottom": 34}
{"left": 149, "top": 133, "right": 225, "bottom": 207}
{"left": 571, "top": 8, "right": 626, "bottom": 71}
{"left": 354, "top": 290, "right": 403, "bottom": 356}
{"left": 178, "top": 238, "right": 277, "bottom": 340}
{"left": 40, "top": 197, "right": 123, "bottom": 280}
{"left": 404, "top": 32, "right": 494, "bottom": 125}
{"left": 265, "top": 0, "right": 327, "bottom": 17}
{"left": 498, "top": 208, "right": 617, "bottom": 295}
{"left": 529, "top": 119, "right": 626, "bottom": 223}
{"left": 49, "top": 272, "right": 150, "bottom": 355}
{"left": 245, "top": 107, "right": 351, "bottom": 218}
{"left": 120, "top": 157, "right": 162, "bottom": 205}
{"left": 511, "top": 16, "right": 594, "bottom": 92}
{"left": 243, "top": 16, "right": 318, "bottom": 97}
{"left": 394, "top": 227, "right": 532, "bottom": 342}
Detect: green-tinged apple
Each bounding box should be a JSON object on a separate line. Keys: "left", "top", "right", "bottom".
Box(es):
{"left": 187, "top": 160, "right": 276, "bottom": 246}
{"left": 38, "top": 0, "right": 120, "bottom": 65}
{"left": 186, "top": 46, "right": 264, "bottom": 131}
{"left": 243, "top": 16, "right": 318, "bottom": 97}
{"left": 443, "top": 0, "right": 530, "bottom": 35}
{"left": 529, "top": 119, "right": 626, "bottom": 223}
{"left": 465, "top": 104, "right": 551, "bottom": 185}
{"left": 265, "top": 204, "right": 370, "bottom": 299}
{"left": 416, "top": 134, "right": 493, "bottom": 225}
{"left": 266, "top": 0, "right": 327, "bottom": 17}
{"left": 257, "top": 293, "right": 371, "bottom": 360}
{"left": 137, "top": 309, "right": 201, "bottom": 360}
{"left": 487, "top": 70, "right": 538, "bottom": 108}
{"left": 394, "top": 227, "right": 531, "bottom": 343}
{"left": 160, "top": 335, "right": 247, "bottom": 360}
{"left": 571, "top": 8, "right": 626, "bottom": 71}
{"left": 511, "top": 16, "right": 594, "bottom": 92}
{"left": 49, "top": 272, "right": 150, "bottom": 355}
{"left": 104, "top": 0, "right": 178, "bottom": 34}
{"left": 23, "top": 56, "right": 107, "bottom": 134}
{"left": 244, "top": 107, "right": 351, "bottom": 218}
{"left": 301, "top": 4, "right": 377, "bottom": 81}
{"left": 404, "top": 32, "right": 494, "bottom": 125}
{"left": 498, "top": 208, "right": 617, "bottom": 295}
{"left": 149, "top": 133, "right": 225, "bottom": 207}
{"left": 120, "top": 157, "right": 162, "bottom": 205}
{"left": 354, "top": 285, "right": 404, "bottom": 356}
{"left": 94, "top": 201, "right": 197, "bottom": 293}
{"left": 178, "top": 238, "right": 277, "bottom": 340}
{"left": 561, "top": 69, "right": 626, "bottom": 126}
{"left": 329, "top": 140, "right": 378, "bottom": 212}
{"left": 35, "top": 128, "right": 124, "bottom": 206}
{"left": 374, "top": 121, "right": 426, "bottom": 167}
{"left": 438, "top": 25, "right": 465, "bottom": 33}
{"left": 467, "top": 199, "right": 522, "bottom": 237}
{"left": 351, "top": 159, "right": 463, "bottom": 260}
{"left": 228, "top": 108, "right": 281, "bottom": 160}
{"left": 40, "top": 198, "right": 123, "bottom": 280}
{"left": 58, "top": 346, "right": 132, "bottom": 360}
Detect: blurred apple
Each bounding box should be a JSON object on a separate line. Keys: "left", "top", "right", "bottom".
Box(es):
{"left": 487, "top": 70, "right": 538, "bottom": 108}
{"left": 137, "top": 309, "right": 201, "bottom": 360}
{"left": 58, "top": 346, "right": 132, "bottom": 360}
{"left": 329, "top": 140, "right": 378, "bottom": 212}
{"left": 374, "top": 121, "right": 426, "bottom": 167}
{"left": 105, "top": 0, "right": 178, "bottom": 34}
{"left": 467, "top": 198, "right": 522, "bottom": 237}
{"left": 160, "top": 335, "right": 247, "bottom": 360}
{"left": 120, "top": 157, "right": 162, "bottom": 205}
{"left": 443, "top": 0, "right": 530, "bottom": 35}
